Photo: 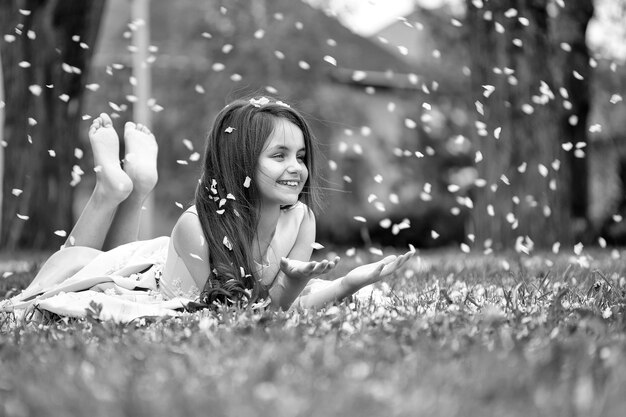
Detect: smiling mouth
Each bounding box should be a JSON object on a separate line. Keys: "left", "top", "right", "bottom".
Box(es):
{"left": 277, "top": 180, "right": 300, "bottom": 187}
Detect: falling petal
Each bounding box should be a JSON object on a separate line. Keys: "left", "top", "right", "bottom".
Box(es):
{"left": 574, "top": 242, "right": 583, "bottom": 255}
{"left": 190, "top": 253, "right": 203, "bottom": 261}
{"left": 369, "top": 247, "right": 383, "bottom": 256}
{"left": 379, "top": 218, "right": 392, "bottom": 229}
{"left": 223, "top": 236, "right": 233, "bottom": 251}
{"left": 323, "top": 55, "right": 337, "bottom": 66}
{"left": 29, "top": 85, "right": 42, "bottom": 96}
{"left": 182, "top": 139, "right": 194, "bottom": 151}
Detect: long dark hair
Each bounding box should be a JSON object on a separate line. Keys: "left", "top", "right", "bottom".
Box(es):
{"left": 194, "top": 97, "right": 320, "bottom": 307}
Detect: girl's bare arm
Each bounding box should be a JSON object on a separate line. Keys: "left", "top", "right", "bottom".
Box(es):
{"left": 292, "top": 249, "right": 416, "bottom": 309}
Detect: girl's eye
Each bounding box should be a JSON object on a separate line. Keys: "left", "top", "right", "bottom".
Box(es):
{"left": 297, "top": 154, "right": 306, "bottom": 161}
{"left": 272, "top": 153, "right": 285, "bottom": 159}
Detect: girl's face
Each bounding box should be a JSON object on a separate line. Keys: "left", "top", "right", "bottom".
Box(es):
{"left": 255, "top": 118, "right": 308, "bottom": 208}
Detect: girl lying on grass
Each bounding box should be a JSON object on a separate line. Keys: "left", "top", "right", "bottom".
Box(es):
{"left": 1, "top": 97, "right": 415, "bottom": 322}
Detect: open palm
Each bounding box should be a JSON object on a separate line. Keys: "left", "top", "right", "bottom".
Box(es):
{"left": 280, "top": 256, "right": 341, "bottom": 282}
{"left": 344, "top": 249, "right": 415, "bottom": 288}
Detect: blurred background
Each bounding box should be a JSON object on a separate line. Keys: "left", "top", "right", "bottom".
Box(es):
{"left": 0, "top": 0, "right": 625, "bottom": 253}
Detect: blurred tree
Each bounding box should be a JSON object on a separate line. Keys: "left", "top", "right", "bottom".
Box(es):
{"left": 550, "top": 0, "right": 594, "bottom": 235}
{"left": 0, "top": 1, "right": 106, "bottom": 249}
{"left": 465, "top": 0, "right": 592, "bottom": 250}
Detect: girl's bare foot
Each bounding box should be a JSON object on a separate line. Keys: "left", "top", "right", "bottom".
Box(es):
{"left": 89, "top": 113, "right": 133, "bottom": 202}
{"left": 123, "top": 122, "right": 158, "bottom": 198}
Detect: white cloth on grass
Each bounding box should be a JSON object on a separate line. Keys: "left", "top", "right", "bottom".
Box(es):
{"left": 0, "top": 235, "right": 199, "bottom": 323}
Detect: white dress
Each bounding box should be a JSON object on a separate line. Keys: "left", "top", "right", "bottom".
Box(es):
{"left": 0, "top": 204, "right": 310, "bottom": 323}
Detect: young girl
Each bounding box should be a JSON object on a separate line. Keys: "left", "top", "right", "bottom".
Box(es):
{"left": 1, "top": 97, "right": 415, "bottom": 322}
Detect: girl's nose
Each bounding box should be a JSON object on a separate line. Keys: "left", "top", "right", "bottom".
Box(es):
{"left": 287, "top": 163, "right": 302, "bottom": 174}
{"left": 287, "top": 157, "right": 303, "bottom": 173}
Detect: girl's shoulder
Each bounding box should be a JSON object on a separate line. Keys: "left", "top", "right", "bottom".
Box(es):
{"left": 277, "top": 202, "right": 315, "bottom": 239}
{"left": 171, "top": 206, "right": 203, "bottom": 251}
{"left": 282, "top": 201, "right": 312, "bottom": 215}
{"left": 281, "top": 201, "right": 314, "bottom": 222}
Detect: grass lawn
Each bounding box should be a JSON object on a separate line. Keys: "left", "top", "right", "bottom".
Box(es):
{"left": 1, "top": 247, "right": 626, "bottom": 417}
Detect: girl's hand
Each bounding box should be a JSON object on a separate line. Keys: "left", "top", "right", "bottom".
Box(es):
{"left": 279, "top": 256, "right": 341, "bottom": 282}
{"left": 343, "top": 249, "right": 416, "bottom": 290}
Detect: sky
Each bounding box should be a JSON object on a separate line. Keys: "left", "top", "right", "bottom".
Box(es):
{"left": 334, "top": 0, "right": 417, "bottom": 36}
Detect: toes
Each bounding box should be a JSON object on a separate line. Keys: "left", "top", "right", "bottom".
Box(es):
{"left": 125, "top": 121, "right": 136, "bottom": 132}
{"left": 89, "top": 119, "right": 101, "bottom": 133}
{"left": 100, "top": 113, "right": 112, "bottom": 127}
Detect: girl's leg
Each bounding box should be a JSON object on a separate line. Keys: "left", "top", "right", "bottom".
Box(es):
{"left": 66, "top": 113, "right": 133, "bottom": 249}
{"left": 21, "top": 114, "right": 131, "bottom": 293}
{"left": 103, "top": 121, "right": 158, "bottom": 250}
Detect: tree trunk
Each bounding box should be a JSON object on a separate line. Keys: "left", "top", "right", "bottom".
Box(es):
{"left": 550, "top": 0, "right": 594, "bottom": 238}
{"left": 466, "top": 0, "right": 572, "bottom": 250}
{"left": 0, "top": 0, "right": 106, "bottom": 249}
